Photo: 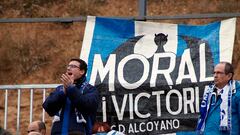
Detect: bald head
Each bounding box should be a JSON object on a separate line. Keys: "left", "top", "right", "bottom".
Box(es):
{"left": 28, "top": 121, "right": 46, "bottom": 135}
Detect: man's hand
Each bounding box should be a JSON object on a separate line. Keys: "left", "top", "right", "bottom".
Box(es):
{"left": 60, "top": 73, "right": 74, "bottom": 93}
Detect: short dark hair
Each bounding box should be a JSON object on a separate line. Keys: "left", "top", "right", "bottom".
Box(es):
{"left": 0, "top": 126, "right": 12, "bottom": 135}
{"left": 92, "top": 122, "right": 111, "bottom": 134}
{"left": 37, "top": 121, "right": 46, "bottom": 131}
{"left": 220, "top": 62, "right": 234, "bottom": 80}
{"left": 70, "top": 58, "right": 88, "bottom": 76}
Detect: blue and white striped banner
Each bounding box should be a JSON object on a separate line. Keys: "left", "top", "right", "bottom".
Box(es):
{"left": 80, "top": 16, "right": 236, "bottom": 135}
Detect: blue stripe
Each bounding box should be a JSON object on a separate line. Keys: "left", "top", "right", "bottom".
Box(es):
{"left": 61, "top": 98, "right": 71, "bottom": 135}
{"left": 87, "top": 17, "right": 134, "bottom": 81}
{"left": 86, "top": 116, "right": 92, "bottom": 135}
{"left": 177, "top": 21, "right": 220, "bottom": 65}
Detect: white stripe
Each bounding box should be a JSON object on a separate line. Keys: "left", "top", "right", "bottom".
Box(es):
{"left": 219, "top": 18, "right": 236, "bottom": 63}
{"left": 161, "top": 133, "right": 176, "bottom": 135}
{"left": 80, "top": 16, "right": 96, "bottom": 65}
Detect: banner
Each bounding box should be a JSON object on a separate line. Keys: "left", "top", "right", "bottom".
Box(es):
{"left": 80, "top": 16, "right": 236, "bottom": 135}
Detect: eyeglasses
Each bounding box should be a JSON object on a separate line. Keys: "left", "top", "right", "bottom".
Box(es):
{"left": 67, "top": 64, "right": 80, "bottom": 69}
{"left": 213, "top": 71, "right": 226, "bottom": 75}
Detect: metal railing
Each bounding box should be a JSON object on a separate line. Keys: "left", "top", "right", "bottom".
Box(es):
{"left": 0, "top": 84, "right": 60, "bottom": 134}
{"left": 0, "top": 0, "right": 239, "bottom": 23}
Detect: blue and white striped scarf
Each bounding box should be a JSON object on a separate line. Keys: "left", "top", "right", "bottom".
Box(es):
{"left": 52, "top": 79, "right": 90, "bottom": 135}
{"left": 196, "top": 80, "right": 236, "bottom": 134}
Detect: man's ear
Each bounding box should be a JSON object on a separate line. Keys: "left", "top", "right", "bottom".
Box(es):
{"left": 80, "top": 69, "right": 85, "bottom": 76}
{"left": 228, "top": 73, "right": 233, "bottom": 80}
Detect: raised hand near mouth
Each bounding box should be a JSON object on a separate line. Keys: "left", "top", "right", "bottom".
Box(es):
{"left": 60, "top": 73, "right": 74, "bottom": 93}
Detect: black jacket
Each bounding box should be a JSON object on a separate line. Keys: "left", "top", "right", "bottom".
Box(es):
{"left": 42, "top": 77, "right": 99, "bottom": 135}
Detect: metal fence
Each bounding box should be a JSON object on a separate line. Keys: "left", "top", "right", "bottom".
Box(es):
{"left": 0, "top": 84, "right": 60, "bottom": 134}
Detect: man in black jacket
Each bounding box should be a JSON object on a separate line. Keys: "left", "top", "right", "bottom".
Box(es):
{"left": 43, "top": 58, "right": 99, "bottom": 135}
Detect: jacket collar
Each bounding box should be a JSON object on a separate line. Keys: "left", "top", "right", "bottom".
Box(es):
{"left": 74, "top": 76, "right": 86, "bottom": 86}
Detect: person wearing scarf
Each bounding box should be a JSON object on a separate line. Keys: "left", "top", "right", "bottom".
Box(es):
{"left": 43, "top": 58, "right": 99, "bottom": 135}
{"left": 196, "top": 62, "right": 240, "bottom": 135}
